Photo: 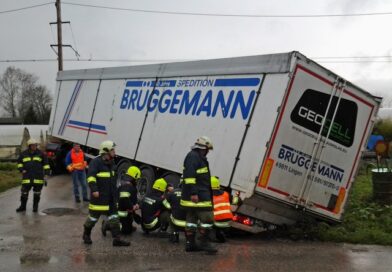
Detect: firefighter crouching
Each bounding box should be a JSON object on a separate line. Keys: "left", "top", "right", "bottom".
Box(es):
{"left": 16, "top": 138, "right": 50, "bottom": 213}
{"left": 166, "top": 184, "right": 187, "bottom": 243}
{"left": 141, "top": 178, "right": 171, "bottom": 235}
{"left": 181, "top": 136, "right": 217, "bottom": 254}
{"left": 82, "top": 140, "right": 130, "bottom": 247}
{"left": 102, "top": 166, "right": 141, "bottom": 236}
{"left": 211, "top": 176, "right": 239, "bottom": 243}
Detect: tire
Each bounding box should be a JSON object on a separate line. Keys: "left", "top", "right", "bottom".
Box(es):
{"left": 116, "top": 160, "right": 132, "bottom": 188}
{"left": 137, "top": 165, "right": 156, "bottom": 201}
{"left": 161, "top": 172, "right": 181, "bottom": 189}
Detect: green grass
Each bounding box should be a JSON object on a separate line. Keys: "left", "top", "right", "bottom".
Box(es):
{"left": 0, "top": 163, "right": 20, "bottom": 193}
{"left": 313, "top": 173, "right": 392, "bottom": 245}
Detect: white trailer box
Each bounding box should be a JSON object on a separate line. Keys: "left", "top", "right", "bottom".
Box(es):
{"left": 49, "top": 52, "right": 380, "bottom": 231}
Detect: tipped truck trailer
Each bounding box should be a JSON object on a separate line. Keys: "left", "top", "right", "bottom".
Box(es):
{"left": 48, "top": 51, "right": 381, "bottom": 232}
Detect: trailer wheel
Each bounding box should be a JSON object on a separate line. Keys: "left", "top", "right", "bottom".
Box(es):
{"left": 138, "top": 165, "right": 156, "bottom": 201}
{"left": 116, "top": 160, "right": 132, "bottom": 187}
{"left": 161, "top": 172, "right": 181, "bottom": 189}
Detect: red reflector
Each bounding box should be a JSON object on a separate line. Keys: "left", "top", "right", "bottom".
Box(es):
{"left": 233, "top": 214, "right": 254, "bottom": 226}
{"left": 47, "top": 151, "right": 55, "bottom": 157}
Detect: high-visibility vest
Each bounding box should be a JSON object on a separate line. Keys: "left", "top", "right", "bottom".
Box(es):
{"left": 213, "top": 191, "right": 233, "bottom": 221}
{"left": 70, "top": 149, "right": 87, "bottom": 170}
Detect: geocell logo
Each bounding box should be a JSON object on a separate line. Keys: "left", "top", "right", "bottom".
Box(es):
{"left": 290, "top": 89, "right": 357, "bottom": 147}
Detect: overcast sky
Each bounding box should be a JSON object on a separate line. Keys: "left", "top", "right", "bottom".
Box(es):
{"left": 0, "top": 0, "right": 391, "bottom": 107}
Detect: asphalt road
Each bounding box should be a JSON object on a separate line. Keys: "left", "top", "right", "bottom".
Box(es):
{"left": 1, "top": 175, "right": 392, "bottom": 272}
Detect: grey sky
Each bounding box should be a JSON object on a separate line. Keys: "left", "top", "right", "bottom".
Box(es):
{"left": 0, "top": 0, "right": 391, "bottom": 106}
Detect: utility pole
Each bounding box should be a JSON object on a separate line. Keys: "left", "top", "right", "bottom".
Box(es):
{"left": 50, "top": 0, "right": 71, "bottom": 71}
{"left": 55, "top": 0, "right": 63, "bottom": 71}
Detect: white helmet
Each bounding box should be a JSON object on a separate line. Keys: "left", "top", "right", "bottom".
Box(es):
{"left": 192, "top": 136, "right": 213, "bottom": 150}
{"left": 27, "top": 138, "right": 39, "bottom": 146}
{"left": 99, "top": 140, "right": 116, "bottom": 155}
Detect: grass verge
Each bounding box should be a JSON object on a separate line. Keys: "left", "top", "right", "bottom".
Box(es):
{"left": 314, "top": 173, "right": 392, "bottom": 245}
{"left": 0, "top": 163, "right": 20, "bottom": 193}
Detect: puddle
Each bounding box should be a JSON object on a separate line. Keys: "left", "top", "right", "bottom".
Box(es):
{"left": 41, "top": 208, "right": 79, "bottom": 216}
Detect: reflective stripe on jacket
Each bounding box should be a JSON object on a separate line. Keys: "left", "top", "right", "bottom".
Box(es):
{"left": 141, "top": 190, "right": 166, "bottom": 227}
{"left": 87, "top": 156, "right": 117, "bottom": 212}
{"left": 70, "top": 149, "right": 87, "bottom": 170}
{"left": 66, "top": 149, "right": 87, "bottom": 171}
{"left": 180, "top": 149, "right": 213, "bottom": 210}
{"left": 17, "top": 149, "right": 50, "bottom": 183}
{"left": 213, "top": 191, "right": 233, "bottom": 221}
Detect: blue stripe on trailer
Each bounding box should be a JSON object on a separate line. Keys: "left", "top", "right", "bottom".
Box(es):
{"left": 214, "top": 78, "right": 260, "bottom": 87}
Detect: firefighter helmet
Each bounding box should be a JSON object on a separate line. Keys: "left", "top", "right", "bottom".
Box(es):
{"left": 27, "top": 138, "right": 38, "bottom": 146}
{"left": 126, "top": 166, "right": 141, "bottom": 179}
{"left": 211, "top": 176, "right": 220, "bottom": 190}
{"left": 193, "top": 136, "right": 213, "bottom": 150}
{"left": 152, "top": 178, "right": 167, "bottom": 192}
{"left": 99, "top": 140, "right": 116, "bottom": 155}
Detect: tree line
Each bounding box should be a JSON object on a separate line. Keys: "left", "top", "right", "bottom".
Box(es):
{"left": 0, "top": 67, "right": 52, "bottom": 124}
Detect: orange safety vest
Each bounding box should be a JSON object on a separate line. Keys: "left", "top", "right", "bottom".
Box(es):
{"left": 70, "top": 149, "right": 87, "bottom": 170}
{"left": 213, "top": 191, "right": 233, "bottom": 221}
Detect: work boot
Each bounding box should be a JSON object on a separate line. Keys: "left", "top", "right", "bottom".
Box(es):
{"left": 113, "top": 237, "right": 130, "bottom": 247}
{"left": 199, "top": 230, "right": 218, "bottom": 254}
{"left": 75, "top": 197, "right": 81, "bottom": 203}
{"left": 169, "top": 232, "right": 180, "bottom": 243}
{"left": 33, "top": 193, "right": 40, "bottom": 213}
{"left": 83, "top": 227, "right": 92, "bottom": 244}
{"left": 185, "top": 232, "right": 200, "bottom": 252}
{"left": 16, "top": 196, "right": 28, "bottom": 213}
{"left": 101, "top": 220, "right": 109, "bottom": 237}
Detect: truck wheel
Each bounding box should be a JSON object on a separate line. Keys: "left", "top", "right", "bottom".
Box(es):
{"left": 116, "top": 160, "right": 132, "bottom": 187}
{"left": 161, "top": 172, "right": 181, "bottom": 189}
{"left": 138, "top": 165, "right": 156, "bottom": 200}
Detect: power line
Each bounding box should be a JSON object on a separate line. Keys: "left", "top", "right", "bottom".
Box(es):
{"left": 0, "top": 2, "right": 53, "bottom": 15}
{"left": 1, "top": 57, "right": 392, "bottom": 64}
{"left": 62, "top": 2, "right": 392, "bottom": 18}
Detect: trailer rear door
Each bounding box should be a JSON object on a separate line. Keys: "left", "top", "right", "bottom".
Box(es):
{"left": 255, "top": 61, "right": 378, "bottom": 221}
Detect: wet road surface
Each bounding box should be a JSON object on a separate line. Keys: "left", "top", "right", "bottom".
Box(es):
{"left": 1, "top": 175, "right": 392, "bottom": 271}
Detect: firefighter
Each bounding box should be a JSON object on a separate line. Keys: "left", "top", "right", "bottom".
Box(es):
{"left": 16, "top": 138, "right": 50, "bottom": 213}
{"left": 102, "top": 165, "right": 141, "bottom": 236}
{"left": 82, "top": 140, "right": 130, "bottom": 247}
{"left": 166, "top": 184, "right": 187, "bottom": 243}
{"left": 180, "top": 136, "right": 217, "bottom": 254}
{"left": 65, "top": 143, "right": 89, "bottom": 203}
{"left": 211, "top": 176, "right": 239, "bottom": 243}
{"left": 141, "top": 178, "right": 171, "bottom": 235}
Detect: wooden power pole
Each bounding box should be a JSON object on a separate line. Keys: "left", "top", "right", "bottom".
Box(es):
{"left": 55, "top": 0, "right": 63, "bottom": 71}
{"left": 50, "top": 0, "right": 70, "bottom": 71}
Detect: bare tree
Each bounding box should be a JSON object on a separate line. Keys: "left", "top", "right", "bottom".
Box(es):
{"left": 0, "top": 66, "right": 52, "bottom": 123}
{"left": 17, "top": 72, "right": 38, "bottom": 119}
{"left": 29, "top": 85, "right": 52, "bottom": 123}
{"left": 0, "top": 67, "right": 22, "bottom": 117}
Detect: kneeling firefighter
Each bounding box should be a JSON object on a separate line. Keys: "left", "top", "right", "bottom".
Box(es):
{"left": 211, "top": 176, "right": 239, "bottom": 243}
{"left": 166, "top": 184, "right": 187, "bottom": 243}
{"left": 102, "top": 165, "right": 141, "bottom": 235}
{"left": 141, "top": 178, "right": 171, "bottom": 234}
{"left": 82, "top": 140, "right": 130, "bottom": 247}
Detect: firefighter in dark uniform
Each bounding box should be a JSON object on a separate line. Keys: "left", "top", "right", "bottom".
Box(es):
{"left": 141, "top": 178, "right": 171, "bottom": 234}
{"left": 16, "top": 138, "right": 50, "bottom": 213}
{"left": 82, "top": 140, "right": 130, "bottom": 247}
{"left": 181, "top": 136, "right": 217, "bottom": 254}
{"left": 102, "top": 165, "right": 141, "bottom": 236}
{"left": 166, "top": 185, "right": 187, "bottom": 243}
